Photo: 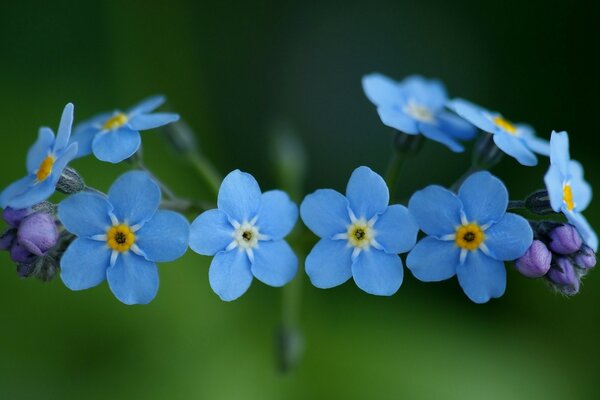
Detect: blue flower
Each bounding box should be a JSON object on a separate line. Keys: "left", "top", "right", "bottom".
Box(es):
{"left": 189, "top": 170, "right": 299, "bottom": 301}
{"left": 362, "top": 74, "right": 477, "bottom": 152}
{"left": 544, "top": 131, "right": 597, "bottom": 251}
{"left": 406, "top": 171, "right": 533, "bottom": 303}
{"left": 300, "top": 166, "right": 419, "bottom": 296}
{"left": 0, "top": 104, "right": 78, "bottom": 209}
{"left": 58, "top": 171, "right": 190, "bottom": 305}
{"left": 448, "top": 98, "right": 550, "bottom": 166}
{"left": 70, "top": 95, "right": 179, "bottom": 164}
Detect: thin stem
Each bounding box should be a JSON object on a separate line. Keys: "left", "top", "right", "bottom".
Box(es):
{"left": 160, "top": 198, "right": 212, "bottom": 215}
{"left": 186, "top": 153, "right": 222, "bottom": 199}
{"left": 132, "top": 160, "right": 176, "bottom": 200}
{"left": 450, "top": 165, "right": 482, "bottom": 192}
{"left": 384, "top": 152, "right": 406, "bottom": 200}
{"left": 508, "top": 200, "right": 526, "bottom": 210}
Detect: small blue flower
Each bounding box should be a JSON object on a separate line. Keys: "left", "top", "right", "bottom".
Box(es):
{"left": 300, "top": 166, "right": 419, "bottom": 296}
{"left": 406, "top": 171, "right": 533, "bottom": 303}
{"left": 70, "top": 95, "right": 179, "bottom": 164}
{"left": 0, "top": 104, "right": 78, "bottom": 209}
{"left": 58, "top": 171, "right": 190, "bottom": 305}
{"left": 448, "top": 98, "right": 550, "bottom": 166}
{"left": 362, "top": 74, "right": 477, "bottom": 152}
{"left": 189, "top": 170, "right": 299, "bottom": 301}
{"left": 544, "top": 131, "right": 597, "bottom": 251}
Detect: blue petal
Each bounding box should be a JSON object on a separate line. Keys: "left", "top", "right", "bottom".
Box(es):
{"left": 251, "top": 240, "right": 298, "bottom": 287}
{"left": 136, "top": 210, "right": 189, "bottom": 262}
{"left": 92, "top": 128, "right": 142, "bottom": 164}
{"left": 520, "top": 127, "right": 550, "bottom": 156}
{"left": 493, "top": 134, "right": 537, "bottom": 166}
{"left": 419, "top": 122, "right": 464, "bottom": 152}
{"left": 127, "top": 95, "right": 165, "bottom": 116}
{"left": 436, "top": 111, "right": 478, "bottom": 140}
{"left": 26, "top": 127, "right": 55, "bottom": 173}
{"left": 107, "top": 252, "right": 159, "bottom": 305}
{"left": 209, "top": 249, "right": 253, "bottom": 301}
{"left": 300, "top": 189, "right": 350, "bottom": 238}
{"left": 346, "top": 166, "right": 389, "bottom": 219}
{"left": 217, "top": 170, "right": 261, "bottom": 223}
{"left": 550, "top": 131, "right": 570, "bottom": 176}
{"left": 256, "top": 190, "right": 298, "bottom": 240}
{"left": 189, "top": 209, "right": 234, "bottom": 256}
{"left": 108, "top": 171, "right": 161, "bottom": 226}
{"left": 569, "top": 161, "right": 592, "bottom": 212}
{"left": 377, "top": 107, "right": 419, "bottom": 134}
{"left": 566, "top": 212, "right": 598, "bottom": 252}
{"left": 406, "top": 237, "right": 459, "bottom": 281}
{"left": 362, "top": 73, "right": 402, "bottom": 107}
{"left": 408, "top": 185, "right": 462, "bottom": 237}
{"left": 401, "top": 75, "right": 447, "bottom": 111}
{"left": 544, "top": 164, "right": 564, "bottom": 212}
{"left": 456, "top": 250, "right": 506, "bottom": 304}
{"left": 483, "top": 213, "right": 533, "bottom": 261}
{"left": 54, "top": 103, "right": 74, "bottom": 152}
{"left": 373, "top": 204, "right": 419, "bottom": 254}
{"left": 70, "top": 112, "right": 111, "bottom": 158}
{"left": 2, "top": 177, "right": 55, "bottom": 210}
{"left": 0, "top": 176, "right": 36, "bottom": 209}
{"left": 58, "top": 192, "right": 113, "bottom": 237}
{"left": 60, "top": 238, "right": 110, "bottom": 290}
{"left": 305, "top": 238, "right": 353, "bottom": 288}
{"left": 448, "top": 98, "right": 496, "bottom": 133}
{"left": 459, "top": 171, "right": 508, "bottom": 225}
{"left": 351, "top": 249, "right": 403, "bottom": 296}
{"left": 128, "top": 113, "right": 180, "bottom": 131}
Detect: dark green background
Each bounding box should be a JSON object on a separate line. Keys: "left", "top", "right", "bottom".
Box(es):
{"left": 1, "top": 1, "right": 598, "bottom": 399}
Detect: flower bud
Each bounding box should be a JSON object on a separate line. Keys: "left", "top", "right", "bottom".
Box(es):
{"left": 574, "top": 245, "right": 596, "bottom": 270}
{"left": 16, "top": 262, "right": 36, "bottom": 278}
{"left": 393, "top": 131, "right": 424, "bottom": 154}
{"left": 10, "top": 242, "right": 36, "bottom": 264}
{"left": 548, "top": 224, "right": 582, "bottom": 255}
{"left": 547, "top": 257, "right": 580, "bottom": 295}
{"left": 2, "top": 207, "right": 31, "bottom": 227}
{"left": 31, "top": 255, "right": 60, "bottom": 282}
{"left": 17, "top": 213, "right": 59, "bottom": 256}
{"left": 472, "top": 133, "right": 503, "bottom": 169}
{"left": 56, "top": 167, "right": 85, "bottom": 195}
{"left": 515, "top": 240, "right": 552, "bottom": 278}
{"left": 524, "top": 190, "right": 555, "bottom": 215}
{"left": 1, "top": 229, "right": 16, "bottom": 250}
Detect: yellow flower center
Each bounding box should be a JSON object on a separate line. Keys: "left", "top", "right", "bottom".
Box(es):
{"left": 563, "top": 183, "right": 575, "bottom": 211}
{"left": 107, "top": 224, "right": 136, "bottom": 252}
{"left": 103, "top": 112, "right": 129, "bottom": 130}
{"left": 493, "top": 116, "right": 517, "bottom": 135}
{"left": 36, "top": 155, "right": 55, "bottom": 182}
{"left": 347, "top": 221, "right": 374, "bottom": 249}
{"left": 455, "top": 223, "right": 485, "bottom": 251}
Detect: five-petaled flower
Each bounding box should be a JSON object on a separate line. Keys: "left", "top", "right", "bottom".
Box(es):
{"left": 189, "top": 170, "right": 299, "bottom": 301}
{"left": 300, "top": 166, "right": 419, "bottom": 296}
{"left": 449, "top": 98, "right": 550, "bottom": 166}
{"left": 362, "top": 74, "right": 477, "bottom": 152}
{"left": 70, "top": 95, "right": 179, "bottom": 164}
{"left": 406, "top": 171, "right": 533, "bottom": 303}
{"left": 58, "top": 171, "right": 190, "bottom": 305}
{"left": 544, "top": 131, "right": 597, "bottom": 251}
{"left": 0, "top": 104, "right": 78, "bottom": 209}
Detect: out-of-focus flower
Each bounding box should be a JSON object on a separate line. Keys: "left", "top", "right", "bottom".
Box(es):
{"left": 70, "top": 95, "right": 179, "bottom": 164}
{"left": 362, "top": 74, "right": 476, "bottom": 152}
{"left": 515, "top": 240, "right": 552, "bottom": 278}
{"left": 189, "top": 170, "right": 298, "bottom": 301}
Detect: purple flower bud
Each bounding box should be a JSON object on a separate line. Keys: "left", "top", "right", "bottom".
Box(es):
{"left": 10, "top": 242, "right": 36, "bottom": 264}
{"left": 515, "top": 240, "right": 552, "bottom": 278}
{"left": 17, "top": 213, "right": 59, "bottom": 256}
{"left": 0, "top": 229, "right": 16, "bottom": 251}
{"left": 574, "top": 245, "right": 596, "bottom": 269}
{"left": 548, "top": 224, "right": 582, "bottom": 255}
{"left": 2, "top": 207, "right": 31, "bottom": 227}
{"left": 547, "top": 257, "right": 580, "bottom": 295}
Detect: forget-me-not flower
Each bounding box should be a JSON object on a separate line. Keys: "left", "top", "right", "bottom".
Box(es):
{"left": 407, "top": 171, "right": 532, "bottom": 303}
{"left": 301, "top": 166, "right": 419, "bottom": 296}
{"left": 0, "top": 104, "right": 78, "bottom": 209}
{"left": 362, "top": 74, "right": 477, "bottom": 152}
{"left": 70, "top": 95, "right": 179, "bottom": 164}
{"left": 544, "top": 131, "right": 597, "bottom": 251}
{"left": 189, "top": 170, "right": 299, "bottom": 301}
{"left": 58, "top": 171, "right": 190, "bottom": 305}
{"left": 449, "top": 98, "right": 550, "bottom": 166}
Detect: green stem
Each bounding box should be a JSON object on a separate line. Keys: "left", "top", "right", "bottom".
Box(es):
{"left": 186, "top": 153, "right": 222, "bottom": 199}
{"left": 450, "top": 165, "right": 482, "bottom": 192}
{"left": 384, "top": 152, "right": 406, "bottom": 200}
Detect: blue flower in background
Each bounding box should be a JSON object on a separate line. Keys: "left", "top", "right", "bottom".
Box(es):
{"left": 544, "top": 131, "right": 597, "bottom": 251}
{"left": 406, "top": 171, "right": 532, "bottom": 303}
{"left": 301, "top": 166, "right": 419, "bottom": 296}
{"left": 70, "top": 95, "right": 179, "bottom": 164}
{"left": 362, "top": 74, "right": 477, "bottom": 152}
{"left": 0, "top": 104, "right": 78, "bottom": 209}
{"left": 189, "top": 170, "right": 299, "bottom": 301}
{"left": 449, "top": 98, "right": 550, "bottom": 166}
{"left": 58, "top": 171, "right": 190, "bottom": 305}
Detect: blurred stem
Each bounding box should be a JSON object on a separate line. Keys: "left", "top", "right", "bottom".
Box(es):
{"left": 385, "top": 152, "right": 406, "bottom": 200}
{"left": 160, "top": 198, "right": 212, "bottom": 215}
{"left": 186, "top": 152, "right": 222, "bottom": 200}
{"left": 508, "top": 200, "right": 526, "bottom": 210}
{"left": 450, "top": 165, "right": 482, "bottom": 192}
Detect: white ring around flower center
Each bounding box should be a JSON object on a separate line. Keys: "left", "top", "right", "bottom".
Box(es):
{"left": 403, "top": 99, "right": 435, "bottom": 123}
{"left": 233, "top": 222, "right": 260, "bottom": 249}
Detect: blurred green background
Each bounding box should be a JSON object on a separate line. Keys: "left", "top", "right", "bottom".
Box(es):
{"left": 1, "top": 0, "right": 598, "bottom": 399}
